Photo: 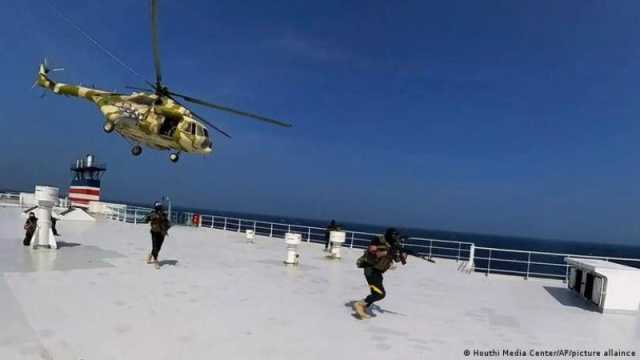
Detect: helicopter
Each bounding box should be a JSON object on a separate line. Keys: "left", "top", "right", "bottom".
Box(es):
{"left": 36, "top": 0, "right": 291, "bottom": 163}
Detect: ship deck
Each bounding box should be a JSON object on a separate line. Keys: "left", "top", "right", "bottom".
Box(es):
{"left": 0, "top": 206, "right": 639, "bottom": 360}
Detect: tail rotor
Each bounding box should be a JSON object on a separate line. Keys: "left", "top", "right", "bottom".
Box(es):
{"left": 41, "top": 57, "right": 65, "bottom": 75}
{"left": 33, "top": 57, "right": 63, "bottom": 94}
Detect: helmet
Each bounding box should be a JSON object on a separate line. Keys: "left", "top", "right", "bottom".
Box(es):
{"left": 385, "top": 228, "right": 399, "bottom": 241}
{"left": 153, "top": 202, "right": 163, "bottom": 211}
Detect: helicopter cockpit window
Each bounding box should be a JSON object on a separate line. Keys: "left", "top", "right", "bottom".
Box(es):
{"left": 196, "top": 125, "right": 204, "bottom": 137}
{"left": 203, "top": 128, "right": 209, "bottom": 138}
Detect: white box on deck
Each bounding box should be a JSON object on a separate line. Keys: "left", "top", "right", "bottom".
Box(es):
{"left": 565, "top": 257, "right": 640, "bottom": 313}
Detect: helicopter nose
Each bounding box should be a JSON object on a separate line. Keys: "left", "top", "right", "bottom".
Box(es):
{"left": 202, "top": 139, "right": 212, "bottom": 152}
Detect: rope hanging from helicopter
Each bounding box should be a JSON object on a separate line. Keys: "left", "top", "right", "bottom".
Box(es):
{"left": 46, "top": 0, "right": 147, "bottom": 84}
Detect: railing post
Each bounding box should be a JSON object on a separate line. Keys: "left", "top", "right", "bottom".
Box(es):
{"left": 237, "top": 220, "right": 241, "bottom": 232}
{"left": 211, "top": 216, "right": 215, "bottom": 228}
{"left": 565, "top": 265, "right": 570, "bottom": 283}
{"left": 224, "top": 218, "right": 227, "bottom": 231}
{"left": 457, "top": 242, "right": 461, "bottom": 262}
{"left": 429, "top": 240, "right": 433, "bottom": 259}
{"left": 307, "top": 228, "right": 311, "bottom": 242}
{"left": 254, "top": 221, "right": 257, "bottom": 234}
{"left": 288, "top": 224, "right": 291, "bottom": 233}
{"left": 526, "top": 253, "right": 531, "bottom": 280}
{"left": 487, "top": 250, "right": 492, "bottom": 276}
{"left": 133, "top": 209, "right": 137, "bottom": 224}
{"left": 350, "top": 233, "right": 354, "bottom": 248}
{"left": 270, "top": 224, "right": 273, "bottom": 237}
{"left": 466, "top": 244, "right": 475, "bottom": 272}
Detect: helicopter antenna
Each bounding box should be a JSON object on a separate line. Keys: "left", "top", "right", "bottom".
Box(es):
{"left": 151, "top": 0, "right": 163, "bottom": 89}
{"left": 47, "top": 0, "right": 147, "bottom": 82}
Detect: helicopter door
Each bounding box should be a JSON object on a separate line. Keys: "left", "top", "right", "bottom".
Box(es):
{"left": 178, "top": 122, "right": 197, "bottom": 150}
{"left": 159, "top": 115, "right": 180, "bottom": 137}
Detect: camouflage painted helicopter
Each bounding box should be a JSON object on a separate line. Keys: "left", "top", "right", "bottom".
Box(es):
{"left": 36, "top": 0, "right": 290, "bottom": 163}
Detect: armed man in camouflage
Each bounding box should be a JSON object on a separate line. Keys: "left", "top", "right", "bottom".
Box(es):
{"left": 144, "top": 202, "right": 171, "bottom": 269}
{"left": 354, "top": 228, "right": 408, "bottom": 319}
{"left": 23, "top": 212, "right": 38, "bottom": 246}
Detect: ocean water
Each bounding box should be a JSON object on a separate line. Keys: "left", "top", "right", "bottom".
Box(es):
{"left": 172, "top": 205, "right": 640, "bottom": 257}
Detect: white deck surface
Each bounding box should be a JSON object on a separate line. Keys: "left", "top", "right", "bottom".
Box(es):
{"left": 1, "top": 206, "right": 639, "bottom": 360}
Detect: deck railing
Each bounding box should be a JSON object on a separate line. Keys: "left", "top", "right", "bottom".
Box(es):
{"left": 473, "top": 246, "right": 640, "bottom": 280}
{"left": 0, "top": 191, "right": 69, "bottom": 208}
{"left": 104, "top": 205, "right": 475, "bottom": 263}
{"left": 0, "top": 192, "right": 20, "bottom": 205}
{"left": 4, "top": 191, "right": 640, "bottom": 281}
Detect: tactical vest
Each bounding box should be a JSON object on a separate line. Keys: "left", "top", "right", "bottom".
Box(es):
{"left": 149, "top": 212, "right": 170, "bottom": 234}
{"left": 357, "top": 236, "right": 395, "bottom": 272}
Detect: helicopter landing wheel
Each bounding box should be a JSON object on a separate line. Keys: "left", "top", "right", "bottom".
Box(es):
{"left": 131, "top": 145, "right": 143, "bottom": 156}
{"left": 103, "top": 121, "right": 115, "bottom": 133}
{"left": 169, "top": 153, "right": 180, "bottom": 163}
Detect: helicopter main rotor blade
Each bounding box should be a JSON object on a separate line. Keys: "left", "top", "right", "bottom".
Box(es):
{"left": 151, "top": 0, "right": 163, "bottom": 87}
{"left": 168, "top": 91, "right": 292, "bottom": 128}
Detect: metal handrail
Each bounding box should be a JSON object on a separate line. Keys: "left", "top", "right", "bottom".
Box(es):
{"left": 475, "top": 245, "right": 640, "bottom": 262}
{"left": 0, "top": 191, "right": 70, "bottom": 208}
{"left": 103, "top": 205, "right": 640, "bottom": 281}
{"left": 6, "top": 192, "right": 636, "bottom": 281}
{"left": 474, "top": 246, "right": 640, "bottom": 281}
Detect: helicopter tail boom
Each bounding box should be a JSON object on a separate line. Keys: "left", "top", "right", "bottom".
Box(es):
{"left": 36, "top": 61, "right": 112, "bottom": 101}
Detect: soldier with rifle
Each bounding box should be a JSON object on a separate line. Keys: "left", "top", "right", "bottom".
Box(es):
{"left": 354, "top": 228, "right": 433, "bottom": 319}
{"left": 23, "top": 212, "right": 38, "bottom": 246}
{"left": 144, "top": 202, "right": 171, "bottom": 270}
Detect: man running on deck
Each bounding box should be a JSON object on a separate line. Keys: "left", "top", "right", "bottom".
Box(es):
{"left": 144, "top": 202, "right": 171, "bottom": 269}
{"left": 23, "top": 212, "right": 38, "bottom": 246}
{"left": 355, "top": 228, "right": 407, "bottom": 319}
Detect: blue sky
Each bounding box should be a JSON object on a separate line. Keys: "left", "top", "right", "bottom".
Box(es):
{"left": 1, "top": 0, "right": 639, "bottom": 243}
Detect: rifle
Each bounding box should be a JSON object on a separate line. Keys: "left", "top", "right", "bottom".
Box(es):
{"left": 393, "top": 237, "right": 436, "bottom": 263}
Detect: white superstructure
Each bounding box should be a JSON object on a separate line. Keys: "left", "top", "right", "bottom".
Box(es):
{"left": 566, "top": 257, "right": 640, "bottom": 313}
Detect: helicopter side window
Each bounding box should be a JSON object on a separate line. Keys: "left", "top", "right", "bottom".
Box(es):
{"left": 196, "top": 125, "right": 204, "bottom": 137}
{"left": 186, "top": 123, "right": 195, "bottom": 135}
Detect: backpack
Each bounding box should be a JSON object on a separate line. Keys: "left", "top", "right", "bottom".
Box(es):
{"left": 150, "top": 212, "right": 170, "bottom": 234}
